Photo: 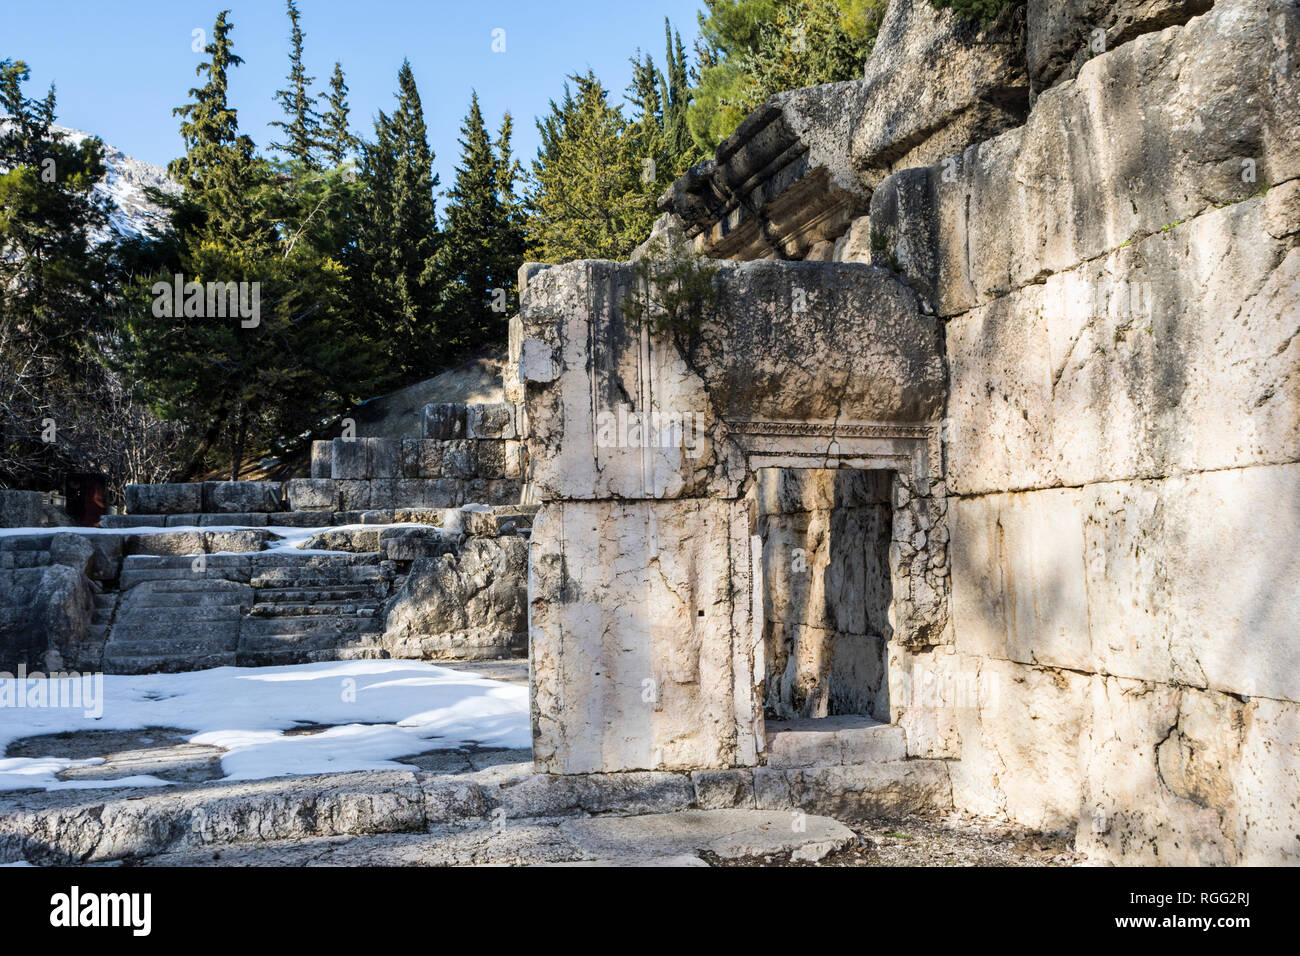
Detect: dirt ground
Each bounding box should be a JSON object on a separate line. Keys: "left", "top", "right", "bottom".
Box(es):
{"left": 703, "top": 812, "right": 1086, "bottom": 867}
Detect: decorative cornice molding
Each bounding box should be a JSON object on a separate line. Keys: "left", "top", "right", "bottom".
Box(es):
{"left": 724, "top": 420, "right": 936, "bottom": 440}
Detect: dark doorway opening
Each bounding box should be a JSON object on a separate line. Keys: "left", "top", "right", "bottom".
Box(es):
{"left": 757, "top": 467, "right": 893, "bottom": 722}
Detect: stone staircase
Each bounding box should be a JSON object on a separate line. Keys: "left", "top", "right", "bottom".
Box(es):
{"left": 102, "top": 552, "right": 402, "bottom": 673}
{"left": 8, "top": 397, "right": 537, "bottom": 675}
{"left": 241, "top": 560, "right": 398, "bottom": 666}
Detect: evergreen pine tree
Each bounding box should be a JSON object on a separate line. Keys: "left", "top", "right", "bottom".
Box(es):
{"left": 0, "top": 58, "right": 117, "bottom": 489}
{"left": 353, "top": 60, "right": 441, "bottom": 379}
{"left": 118, "top": 11, "right": 373, "bottom": 481}
{"left": 662, "top": 21, "right": 696, "bottom": 168}
{"left": 269, "top": 0, "right": 321, "bottom": 168}
{"left": 319, "top": 61, "right": 359, "bottom": 165}
{"left": 433, "top": 93, "right": 526, "bottom": 357}
{"left": 168, "top": 10, "right": 270, "bottom": 253}
{"left": 524, "top": 72, "right": 647, "bottom": 263}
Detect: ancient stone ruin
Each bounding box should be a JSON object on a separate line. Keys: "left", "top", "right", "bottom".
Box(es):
{"left": 0, "top": 400, "right": 536, "bottom": 674}
{"left": 513, "top": 0, "right": 1299, "bottom": 865}
{"left": 1, "top": 0, "right": 1296, "bottom": 866}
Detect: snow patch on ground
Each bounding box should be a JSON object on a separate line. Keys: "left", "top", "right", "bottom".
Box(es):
{"left": 0, "top": 660, "right": 529, "bottom": 791}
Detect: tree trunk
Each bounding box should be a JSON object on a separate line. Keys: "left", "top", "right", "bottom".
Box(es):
{"left": 172, "top": 406, "right": 228, "bottom": 482}
{"left": 230, "top": 407, "right": 247, "bottom": 481}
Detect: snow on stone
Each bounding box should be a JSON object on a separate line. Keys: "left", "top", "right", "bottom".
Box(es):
{"left": 0, "top": 660, "right": 530, "bottom": 791}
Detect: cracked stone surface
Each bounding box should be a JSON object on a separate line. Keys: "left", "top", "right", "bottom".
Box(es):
{"left": 98, "top": 809, "right": 855, "bottom": 867}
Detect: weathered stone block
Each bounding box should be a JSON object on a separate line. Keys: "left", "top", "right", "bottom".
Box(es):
{"left": 400, "top": 439, "right": 443, "bottom": 478}
{"left": 283, "top": 478, "right": 338, "bottom": 512}
{"left": 204, "top": 530, "right": 270, "bottom": 554}
{"left": 0, "top": 564, "right": 93, "bottom": 671}
{"left": 198, "top": 513, "right": 268, "bottom": 527}
{"left": 272, "top": 511, "right": 334, "bottom": 528}
{"left": 202, "top": 481, "right": 283, "bottom": 514}
{"left": 365, "top": 438, "right": 403, "bottom": 479}
{"left": 331, "top": 439, "right": 368, "bottom": 480}
{"left": 380, "top": 527, "right": 455, "bottom": 561}
{"left": 786, "top": 760, "right": 952, "bottom": 821}
{"left": 876, "top": 0, "right": 1300, "bottom": 318}
{"left": 945, "top": 200, "right": 1299, "bottom": 494}
{"left": 393, "top": 479, "right": 461, "bottom": 509}
{"left": 473, "top": 441, "right": 507, "bottom": 479}
{"left": 949, "top": 488, "right": 1093, "bottom": 673}
{"left": 125, "top": 531, "right": 207, "bottom": 557}
{"left": 947, "top": 657, "right": 1088, "bottom": 830}
{"left": 504, "top": 440, "right": 524, "bottom": 479}
{"left": 303, "top": 528, "right": 381, "bottom": 553}
{"left": 849, "top": 0, "right": 1028, "bottom": 188}
{"left": 692, "top": 769, "right": 756, "bottom": 810}
{"left": 521, "top": 260, "right": 941, "bottom": 501}
{"left": 441, "top": 440, "right": 477, "bottom": 479}
{"left": 529, "top": 498, "right": 755, "bottom": 773}
{"left": 0, "top": 490, "right": 46, "bottom": 528}
{"left": 381, "top": 537, "right": 528, "bottom": 660}
{"left": 125, "top": 483, "right": 202, "bottom": 515}
{"left": 99, "top": 514, "right": 166, "bottom": 528}
{"left": 310, "top": 440, "right": 332, "bottom": 478}
{"left": 1083, "top": 465, "right": 1300, "bottom": 702}
{"left": 466, "top": 402, "right": 516, "bottom": 440}
{"left": 1027, "top": 0, "right": 1214, "bottom": 93}
{"left": 422, "top": 403, "right": 466, "bottom": 441}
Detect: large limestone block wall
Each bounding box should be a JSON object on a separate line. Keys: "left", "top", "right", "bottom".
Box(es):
{"left": 865, "top": 0, "right": 1300, "bottom": 863}
{"left": 517, "top": 258, "right": 945, "bottom": 503}
{"left": 518, "top": 258, "right": 948, "bottom": 773}
{"left": 528, "top": 498, "right": 759, "bottom": 774}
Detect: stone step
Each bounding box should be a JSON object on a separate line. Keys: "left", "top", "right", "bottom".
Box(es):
{"left": 248, "top": 601, "right": 384, "bottom": 618}
{"left": 120, "top": 568, "right": 250, "bottom": 589}
{"left": 0, "top": 754, "right": 953, "bottom": 865}
{"left": 252, "top": 585, "right": 380, "bottom": 603}
{"left": 103, "top": 651, "right": 237, "bottom": 674}
{"left": 763, "top": 716, "right": 907, "bottom": 768}
{"left": 123, "top": 554, "right": 253, "bottom": 571}
{"left": 236, "top": 632, "right": 386, "bottom": 667}
{"left": 103, "top": 634, "right": 240, "bottom": 658}
{"left": 249, "top": 567, "right": 386, "bottom": 589}
{"left": 105, "top": 618, "right": 241, "bottom": 646}
{"left": 239, "top": 616, "right": 382, "bottom": 637}
{"left": 118, "top": 588, "right": 253, "bottom": 610}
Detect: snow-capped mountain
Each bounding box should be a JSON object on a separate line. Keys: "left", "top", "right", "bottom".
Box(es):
{"left": 1, "top": 120, "right": 177, "bottom": 241}
{"left": 52, "top": 125, "right": 178, "bottom": 241}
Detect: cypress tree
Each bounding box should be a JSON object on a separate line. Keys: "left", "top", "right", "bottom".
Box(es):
{"left": 525, "top": 72, "right": 647, "bottom": 263}
{"left": 353, "top": 60, "right": 441, "bottom": 380}
{"left": 319, "top": 61, "right": 358, "bottom": 165}
{"left": 269, "top": 0, "right": 321, "bottom": 168}
{"left": 434, "top": 93, "right": 526, "bottom": 356}
{"left": 118, "top": 11, "right": 372, "bottom": 481}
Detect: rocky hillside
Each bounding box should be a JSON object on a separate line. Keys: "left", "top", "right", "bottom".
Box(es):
{"left": 52, "top": 125, "right": 177, "bottom": 241}
{"left": 1, "top": 120, "right": 176, "bottom": 241}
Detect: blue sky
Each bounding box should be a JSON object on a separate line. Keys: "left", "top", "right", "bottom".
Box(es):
{"left": 5, "top": 0, "right": 705, "bottom": 188}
